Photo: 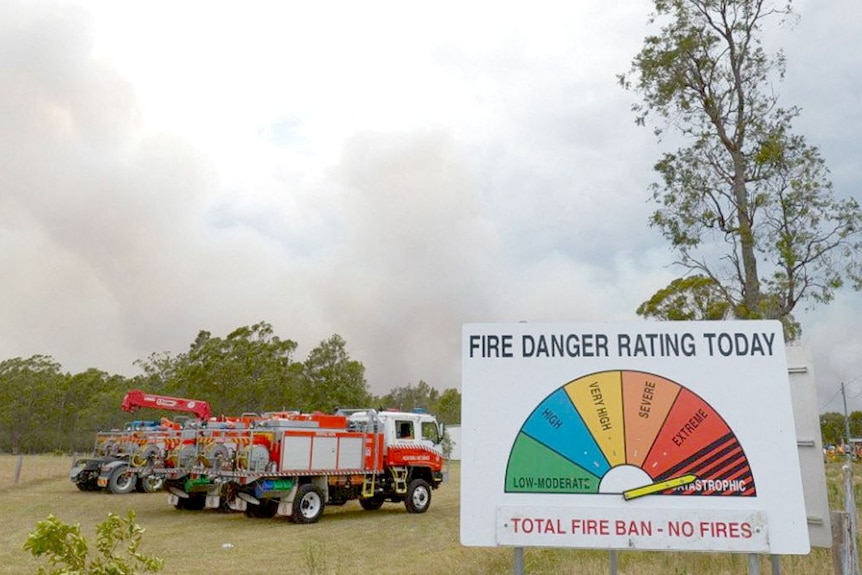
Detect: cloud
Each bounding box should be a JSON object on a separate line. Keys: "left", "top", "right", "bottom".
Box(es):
{"left": 0, "top": 0, "right": 860, "bottom": 407}
{"left": 313, "top": 129, "right": 500, "bottom": 388}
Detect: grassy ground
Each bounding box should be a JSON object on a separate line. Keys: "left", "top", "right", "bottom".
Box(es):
{"left": 0, "top": 455, "right": 844, "bottom": 574}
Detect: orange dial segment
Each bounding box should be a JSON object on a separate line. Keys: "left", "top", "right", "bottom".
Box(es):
{"left": 622, "top": 371, "right": 681, "bottom": 467}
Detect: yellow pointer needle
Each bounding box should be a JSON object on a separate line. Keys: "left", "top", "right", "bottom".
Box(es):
{"left": 623, "top": 474, "right": 698, "bottom": 501}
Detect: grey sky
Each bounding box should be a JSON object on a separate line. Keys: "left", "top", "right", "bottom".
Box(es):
{"left": 1, "top": 0, "right": 860, "bottom": 410}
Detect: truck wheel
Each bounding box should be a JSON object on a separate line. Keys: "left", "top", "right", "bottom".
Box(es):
{"left": 176, "top": 494, "right": 206, "bottom": 510}
{"left": 137, "top": 474, "right": 165, "bottom": 493}
{"left": 75, "top": 477, "right": 101, "bottom": 492}
{"left": 292, "top": 484, "right": 325, "bottom": 524}
{"left": 73, "top": 470, "right": 100, "bottom": 491}
{"left": 359, "top": 496, "right": 385, "bottom": 511}
{"left": 405, "top": 479, "right": 431, "bottom": 513}
{"left": 108, "top": 466, "right": 136, "bottom": 495}
{"left": 245, "top": 499, "right": 278, "bottom": 518}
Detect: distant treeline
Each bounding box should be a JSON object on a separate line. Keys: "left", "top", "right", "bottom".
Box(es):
{"left": 821, "top": 411, "right": 862, "bottom": 446}
{"left": 0, "top": 322, "right": 461, "bottom": 453}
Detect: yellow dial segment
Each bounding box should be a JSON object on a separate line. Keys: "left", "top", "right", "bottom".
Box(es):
{"left": 565, "top": 371, "right": 625, "bottom": 466}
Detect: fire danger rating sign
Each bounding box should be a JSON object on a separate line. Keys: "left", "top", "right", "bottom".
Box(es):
{"left": 459, "top": 321, "right": 809, "bottom": 554}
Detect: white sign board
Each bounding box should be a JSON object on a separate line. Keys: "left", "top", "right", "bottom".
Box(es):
{"left": 460, "top": 321, "right": 809, "bottom": 554}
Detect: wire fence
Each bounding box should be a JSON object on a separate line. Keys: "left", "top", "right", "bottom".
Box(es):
{"left": 0, "top": 454, "right": 74, "bottom": 488}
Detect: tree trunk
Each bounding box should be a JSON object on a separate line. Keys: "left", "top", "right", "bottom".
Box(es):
{"left": 733, "top": 152, "right": 761, "bottom": 318}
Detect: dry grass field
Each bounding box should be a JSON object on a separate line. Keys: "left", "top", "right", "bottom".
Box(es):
{"left": 0, "top": 455, "right": 843, "bottom": 574}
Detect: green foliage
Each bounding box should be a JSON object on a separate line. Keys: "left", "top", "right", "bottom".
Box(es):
{"left": 0, "top": 323, "right": 457, "bottom": 451}
{"left": 378, "top": 381, "right": 439, "bottom": 413}
{"left": 820, "top": 412, "right": 847, "bottom": 445}
{"left": 440, "top": 429, "right": 455, "bottom": 459}
{"left": 0, "top": 355, "right": 111, "bottom": 453}
{"left": 0, "top": 356, "right": 66, "bottom": 453}
{"left": 302, "top": 541, "right": 339, "bottom": 575}
{"left": 621, "top": 0, "right": 862, "bottom": 338}
{"left": 299, "top": 334, "right": 371, "bottom": 412}
{"left": 851, "top": 411, "right": 862, "bottom": 439}
{"left": 134, "top": 321, "right": 302, "bottom": 415}
{"left": 435, "top": 388, "right": 462, "bottom": 425}
{"left": 64, "top": 370, "right": 131, "bottom": 449}
{"left": 819, "top": 411, "right": 862, "bottom": 446}
{"left": 637, "top": 275, "right": 801, "bottom": 339}
{"left": 636, "top": 275, "right": 730, "bottom": 321}
{"left": 0, "top": 348, "right": 198, "bottom": 451}
{"left": 133, "top": 324, "right": 372, "bottom": 416}
{"left": 0, "top": 357, "right": 137, "bottom": 453}
{"left": 24, "top": 510, "right": 163, "bottom": 575}
{"left": 376, "top": 381, "right": 461, "bottom": 425}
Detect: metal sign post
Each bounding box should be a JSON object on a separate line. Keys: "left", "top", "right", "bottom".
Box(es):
{"left": 513, "top": 547, "right": 523, "bottom": 575}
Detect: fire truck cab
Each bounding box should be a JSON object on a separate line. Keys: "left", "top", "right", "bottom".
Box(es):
{"left": 343, "top": 408, "right": 443, "bottom": 446}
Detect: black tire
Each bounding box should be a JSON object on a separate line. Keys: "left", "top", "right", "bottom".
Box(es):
{"left": 75, "top": 479, "right": 99, "bottom": 492}
{"left": 73, "top": 472, "right": 101, "bottom": 492}
{"left": 291, "top": 484, "right": 325, "bottom": 524}
{"left": 137, "top": 474, "right": 165, "bottom": 493}
{"left": 108, "top": 466, "right": 136, "bottom": 495}
{"left": 405, "top": 479, "right": 431, "bottom": 513}
{"left": 175, "top": 494, "right": 206, "bottom": 511}
{"left": 244, "top": 499, "right": 278, "bottom": 518}
{"left": 359, "top": 496, "right": 385, "bottom": 511}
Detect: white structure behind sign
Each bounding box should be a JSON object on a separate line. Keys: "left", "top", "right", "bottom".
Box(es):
{"left": 460, "top": 321, "right": 809, "bottom": 554}
{"left": 786, "top": 345, "right": 832, "bottom": 548}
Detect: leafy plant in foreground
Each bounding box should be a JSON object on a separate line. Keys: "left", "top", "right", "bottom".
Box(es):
{"left": 23, "top": 510, "right": 163, "bottom": 575}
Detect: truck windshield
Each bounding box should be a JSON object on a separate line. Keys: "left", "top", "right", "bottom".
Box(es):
{"left": 421, "top": 421, "right": 440, "bottom": 444}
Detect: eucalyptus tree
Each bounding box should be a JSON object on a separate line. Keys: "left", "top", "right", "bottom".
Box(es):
{"left": 134, "top": 322, "right": 300, "bottom": 415}
{"left": 819, "top": 412, "right": 847, "bottom": 446}
{"left": 376, "top": 382, "right": 461, "bottom": 424}
{"left": 378, "top": 381, "right": 440, "bottom": 413}
{"left": 0, "top": 355, "right": 65, "bottom": 452}
{"left": 176, "top": 322, "right": 300, "bottom": 414}
{"left": 61, "top": 369, "right": 130, "bottom": 450}
{"left": 637, "top": 274, "right": 731, "bottom": 320}
{"left": 620, "top": 0, "right": 862, "bottom": 338}
{"left": 435, "top": 387, "right": 462, "bottom": 425}
{"left": 300, "top": 334, "right": 370, "bottom": 412}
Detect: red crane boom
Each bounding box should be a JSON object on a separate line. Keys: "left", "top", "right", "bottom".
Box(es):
{"left": 121, "top": 389, "right": 212, "bottom": 420}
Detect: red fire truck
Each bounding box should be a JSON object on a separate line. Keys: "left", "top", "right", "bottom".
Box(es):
{"left": 165, "top": 408, "right": 445, "bottom": 523}
{"left": 70, "top": 391, "right": 212, "bottom": 494}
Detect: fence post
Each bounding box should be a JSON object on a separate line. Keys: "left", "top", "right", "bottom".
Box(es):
{"left": 833, "top": 510, "right": 848, "bottom": 575}
{"left": 14, "top": 454, "right": 23, "bottom": 485}
{"left": 844, "top": 465, "right": 860, "bottom": 575}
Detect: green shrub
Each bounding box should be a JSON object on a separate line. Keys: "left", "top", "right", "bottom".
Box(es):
{"left": 23, "top": 510, "right": 163, "bottom": 575}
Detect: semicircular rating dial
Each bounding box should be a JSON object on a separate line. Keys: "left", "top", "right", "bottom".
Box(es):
{"left": 504, "top": 370, "right": 756, "bottom": 500}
